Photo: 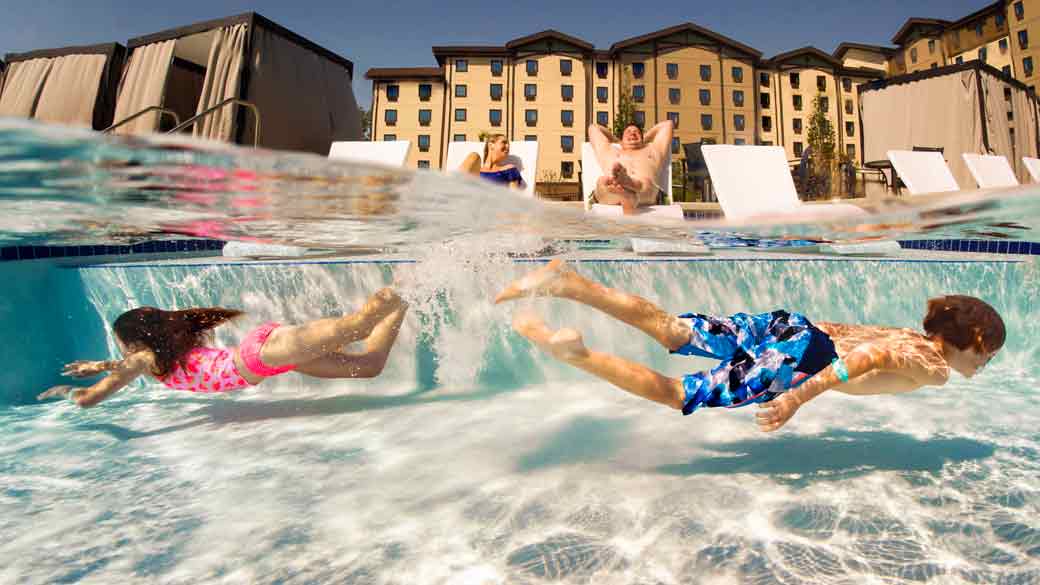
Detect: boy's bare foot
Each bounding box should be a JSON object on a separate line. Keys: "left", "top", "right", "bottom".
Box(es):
{"left": 494, "top": 259, "right": 570, "bottom": 304}
{"left": 512, "top": 311, "right": 590, "bottom": 361}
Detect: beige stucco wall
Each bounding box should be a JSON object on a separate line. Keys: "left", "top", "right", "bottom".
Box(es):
{"left": 903, "top": 35, "right": 946, "bottom": 73}
{"left": 840, "top": 49, "right": 888, "bottom": 72}
{"left": 371, "top": 79, "right": 446, "bottom": 169}
{"left": 1010, "top": 0, "right": 1040, "bottom": 90}
{"left": 444, "top": 55, "right": 511, "bottom": 155}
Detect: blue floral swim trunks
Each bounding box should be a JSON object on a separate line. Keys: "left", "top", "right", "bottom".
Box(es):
{"left": 671, "top": 310, "right": 839, "bottom": 415}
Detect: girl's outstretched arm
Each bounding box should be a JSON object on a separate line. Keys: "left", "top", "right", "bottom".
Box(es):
{"left": 38, "top": 353, "right": 152, "bottom": 408}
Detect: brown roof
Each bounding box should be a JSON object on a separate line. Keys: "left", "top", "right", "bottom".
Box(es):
{"left": 833, "top": 42, "right": 899, "bottom": 60}
{"left": 365, "top": 67, "right": 443, "bottom": 80}
{"left": 505, "top": 29, "right": 593, "bottom": 51}
{"left": 838, "top": 66, "right": 886, "bottom": 79}
{"left": 609, "top": 22, "right": 761, "bottom": 58}
{"left": 891, "top": 18, "right": 951, "bottom": 45}
{"left": 949, "top": 0, "right": 1006, "bottom": 29}
{"left": 432, "top": 45, "right": 508, "bottom": 65}
{"left": 766, "top": 46, "right": 841, "bottom": 68}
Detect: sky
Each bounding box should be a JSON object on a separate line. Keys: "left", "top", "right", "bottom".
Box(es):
{"left": 1, "top": 0, "right": 991, "bottom": 110}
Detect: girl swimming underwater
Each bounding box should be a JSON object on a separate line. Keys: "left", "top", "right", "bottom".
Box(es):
{"left": 38, "top": 288, "right": 407, "bottom": 407}
{"left": 495, "top": 260, "right": 1006, "bottom": 432}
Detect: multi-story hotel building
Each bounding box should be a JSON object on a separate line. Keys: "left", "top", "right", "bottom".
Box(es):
{"left": 367, "top": 0, "right": 1040, "bottom": 193}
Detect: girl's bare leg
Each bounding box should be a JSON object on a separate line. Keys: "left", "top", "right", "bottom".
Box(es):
{"left": 293, "top": 305, "right": 408, "bottom": 379}
{"left": 259, "top": 288, "right": 404, "bottom": 367}
{"left": 513, "top": 312, "right": 684, "bottom": 410}
{"left": 495, "top": 259, "right": 691, "bottom": 351}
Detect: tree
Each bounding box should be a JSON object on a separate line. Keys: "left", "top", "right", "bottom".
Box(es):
{"left": 359, "top": 107, "right": 372, "bottom": 140}
{"left": 612, "top": 70, "right": 637, "bottom": 136}
{"left": 805, "top": 94, "right": 837, "bottom": 198}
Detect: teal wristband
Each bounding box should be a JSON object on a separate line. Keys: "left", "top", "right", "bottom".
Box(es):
{"left": 832, "top": 358, "right": 849, "bottom": 383}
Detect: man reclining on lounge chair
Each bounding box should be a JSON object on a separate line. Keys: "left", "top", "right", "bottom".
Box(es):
{"left": 589, "top": 120, "right": 673, "bottom": 214}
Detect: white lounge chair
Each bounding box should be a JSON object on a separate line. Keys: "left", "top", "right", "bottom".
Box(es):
{"left": 444, "top": 141, "right": 539, "bottom": 197}
{"left": 1022, "top": 156, "right": 1040, "bottom": 183}
{"left": 580, "top": 143, "right": 684, "bottom": 220}
{"left": 886, "top": 150, "right": 959, "bottom": 194}
{"left": 962, "top": 153, "right": 1018, "bottom": 188}
{"left": 328, "top": 140, "right": 412, "bottom": 166}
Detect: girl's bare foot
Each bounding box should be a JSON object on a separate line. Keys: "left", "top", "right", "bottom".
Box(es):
{"left": 494, "top": 259, "right": 571, "bottom": 304}
{"left": 511, "top": 311, "right": 590, "bottom": 361}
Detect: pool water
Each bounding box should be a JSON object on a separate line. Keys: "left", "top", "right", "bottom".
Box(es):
{"left": 2, "top": 252, "right": 1038, "bottom": 584}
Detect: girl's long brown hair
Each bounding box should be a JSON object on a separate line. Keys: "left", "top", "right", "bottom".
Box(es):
{"left": 113, "top": 307, "right": 243, "bottom": 377}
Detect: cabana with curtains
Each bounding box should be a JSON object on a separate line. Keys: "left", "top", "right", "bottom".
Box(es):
{"left": 0, "top": 43, "right": 126, "bottom": 129}
{"left": 112, "top": 12, "right": 362, "bottom": 154}
{"left": 859, "top": 61, "right": 1040, "bottom": 188}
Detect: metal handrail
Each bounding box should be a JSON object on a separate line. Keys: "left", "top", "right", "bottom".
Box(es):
{"left": 167, "top": 98, "right": 261, "bottom": 147}
{"left": 103, "top": 107, "right": 181, "bottom": 133}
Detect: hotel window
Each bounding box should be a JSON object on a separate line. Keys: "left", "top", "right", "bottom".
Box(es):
{"left": 846, "top": 144, "right": 855, "bottom": 159}
{"left": 455, "top": 84, "right": 467, "bottom": 98}
{"left": 666, "top": 63, "right": 678, "bottom": 80}
{"left": 383, "top": 134, "right": 396, "bottom": 141}
{"left": 699, "top": 89, "right": 711, "bottom": 105}
{"left": 731, "top": 66, "right": 743, "bottom": 83}
{"left": 794, "top": 142, "right": 804, "bottom": 157}
{"left": 1009, "top": 108, "right": 1015, "bottom": 121}
{"left": 671, "top": 137, "right": 680, "bottom": 154}
{"left": 979, "top": 47, "right": 988, "bottom": 62}
{"left": 454, "top": 108, "right": 466, "bottom": 122}
{"left": 526, "top": 60, "right": 538, "bottom": 75}
{"left": 842, "top": 77, "right": 852, "bottom": 92}
{"left": 525, "top": 109, "right": 538, "bottom": 126}
{"left": 561, "top": 135, "right": 574, "bottom": 153}
{"left": 845, "top": 122, "right": 855, "bottom": 137}
{"left": 453, "top": 134, "right": 465, "bottom": 142}
{"left": 997, "top": 13, "right": 1005, "bottom": 28}
{"left": 733, "top": 89, "right": 744, "bottom": 107}
{"left": 1000, "top": 38, "right": 1009, "bottom": 52}
{"left": 701, "top": 114, "right": 713, "bottom": 130}
{"left": 524, "top": 135, "right": 537, "bottom": 141}
{"left": 790, "top": 72, "right": 800, "bottom": 88}
{"left": 561, "top": 161, "right": 574, "bottom": 178}
{"left": 632, "top": 62, "right": 645, "bottom": 78}
{"left": 1003, "top": 65, "right": 1012, "bottom": 76}
{"left": 489, "top": 109, "right": 502, "bottom": 127}
{"left": 597, "top": 87, "right": 608, "bottom": 103}
{"left": 384, "top": 109, "right": 397, "bottom": 126}
{"left": 597, "top": 111, "right": 609, "bottom": 126}
{"left": 490, "top": 83, "right": 503, "bottom": 101}
{"left": 976, "top": 22, "right": 984, "bottom": 37}
{"left": 418, "top": 135, "right": 430, "bottom": 152}
{"left": 418, "top": 109, "right": 432, "bottom": 126}
{"left": 928, "top": 39, "right": 936, "bottom": 54}
{"left": 1020, "top": 30, "right": 1029, "bottom": 49}
{"left": 561, "top": 110, "right": 574, "bottom": 127}
{"left": 793, "top": 118, "right": 803, "bottom": 134}
{"left": 910, "top": 47, "right": 918, "bottom": 63}
{"left": 793, "top": 94, "right": 803, "bottom": 111}
{"left": 1005, "top": 87, "right": 1013, "bottom": 100}
{"left": 633, "top": 85, "right": 646, "bottom": 102}
{"left": 821, "top": 97, "right": 829, "bottom": 112}
{"left": 762, "top": 116, "right": 772, "bottom": 132}
{"left": 667, "top": 112, "right": 679, "bottom": 129}
{"left": 734, "top": 114, "right": 746, "bottom": 131}
{"left": 560, "top": 59, "right": 572, "bottom": 76}
{"left": 634, "top": 111, "right": 646, "bottom": 126}
{"left": 1015, "top": 1, "right": 1024, "bottom": 21}
{"left": 760, "top": 92, "right": 770, "bottom": 109}
{"left": 669, "top": 88, "right": 681, "bottom": 104}
{"left": 524, "top": 84, "right": 537, "bottom": 100}
{"left": 816, "top": 75, "right": 826, "bottom": 91}
{"left": 956, "top": 56, "right": 964, "bottom": 64}
{"left": 386, "top": 84, "right": 399, "bottom": 102}
{"left": 734, "top": 138, "right": 747, "bottom": 145}
{"left": 700, "top": 64, "right": 712, "bottom": 81}
{"left": 491, "top": 59, "right": 503, "bottom": 77}
{"left": 419, "top": 84, "right": 432, "bottom": 101}
{"left": 844, "top": 99, "right": 853, "bottom": 114}
{"left": 455, "top": 59, "right": 468, "bottom": 72}
{"left": 760, "top": 72, "right": 770, "bottom": 87}
{"left": 596, "top": 62, "right": 609, "bottom": 79}
{"left": 1024, "top": 56, "right": 1034, "bottom": 76}
{"left": 417, "top": 160, "right": 430, "bottom": 169}
{"left": 561, "top": 85, "right": 574, "bottom": 102}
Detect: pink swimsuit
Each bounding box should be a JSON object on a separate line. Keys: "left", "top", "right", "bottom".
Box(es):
{"left": 158, "top": 322, "right": 296, "bottom": 393}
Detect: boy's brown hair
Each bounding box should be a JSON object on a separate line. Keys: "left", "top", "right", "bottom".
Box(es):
{"left": 923, "top": 295, "right": 1006, "bottom": 353}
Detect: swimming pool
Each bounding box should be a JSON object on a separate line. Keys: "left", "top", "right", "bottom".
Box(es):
{"left": 1, "top": 249, "right": 1037, "bottom": 584}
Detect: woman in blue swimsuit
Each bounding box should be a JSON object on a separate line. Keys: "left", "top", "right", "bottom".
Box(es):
{"left": 459, "top": 134, "right": 525, "bottom": 190}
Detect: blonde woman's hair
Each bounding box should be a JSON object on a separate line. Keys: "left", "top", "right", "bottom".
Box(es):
{"left": 483, "top": 133, "right": 507, "bottom": 165}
